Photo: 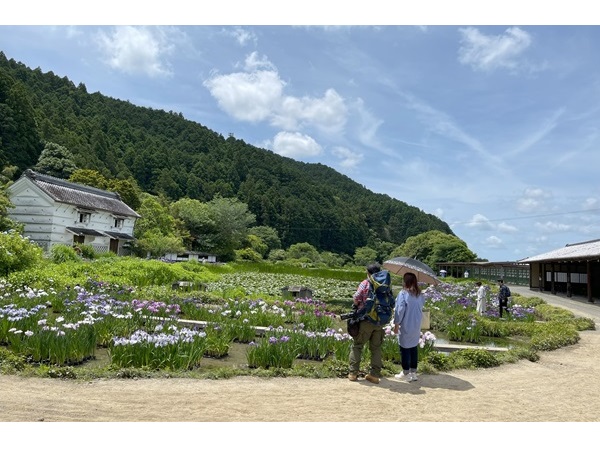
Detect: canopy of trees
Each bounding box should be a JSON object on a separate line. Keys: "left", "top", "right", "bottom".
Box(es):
{"left": 390, "top": 230, "right": 477, "bottom": 270}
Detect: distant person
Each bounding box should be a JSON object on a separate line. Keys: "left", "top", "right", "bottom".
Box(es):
{"left": 497, "top": 279, "right": 511, "bottom": 318}
{"left": 393, "top": 272, "right": 426, "bottom": 382}
{"left": 475, "top": 281, "right": 488, "bottom": 315}
{"left": 348, "top": 263, "right": 385, "bottom": 384}
{"left": 464, "top": 270, "right": 469, "bottom": 278}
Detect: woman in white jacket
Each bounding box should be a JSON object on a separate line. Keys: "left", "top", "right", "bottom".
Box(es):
{"left": 393, "top": 272, "right": 425, "bottom": 382}
{"left": 476, "top": 281, "right": 488, "bottom": 315}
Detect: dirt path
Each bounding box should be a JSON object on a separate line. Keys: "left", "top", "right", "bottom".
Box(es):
{"left": 1, "top": 329, "right": 599, "bottom": 423}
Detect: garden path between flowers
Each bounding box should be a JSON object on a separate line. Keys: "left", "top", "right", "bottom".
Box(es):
{"left": 0, "top": 328, "right": 598, "bottom": 422}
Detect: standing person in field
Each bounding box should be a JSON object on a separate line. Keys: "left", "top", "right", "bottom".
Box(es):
{"left": 393, "top": 272, "right": 425, "bottom": 382}
{"left": 475, "top": 281, "right": 488, "bottom": 315}
{"left": 497, "top": 279, "right": 511, "bottom": 318}
{"left": 348, "top": 263, "right": 385, "bottom": 384}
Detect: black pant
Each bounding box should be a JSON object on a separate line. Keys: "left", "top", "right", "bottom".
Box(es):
{"left": 499, "top": 299, "right": 508, "bottom": 317}
{"left": 399, "top": 345, "right": 419, "bottom": 371}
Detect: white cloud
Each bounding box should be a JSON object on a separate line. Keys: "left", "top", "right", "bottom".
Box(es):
{"left": 534, "top": 221, "right": 572, "bottom": 232}
{"left": 96, "top": 26, "right": 174, "bottom": 77}
{"left": 353, "top": 98, "right": 385, "bottom": 150}
{"left": 331, "top": 146, "right": 363, "bottom": 169}
{"left": 509, "top": 108, "right": 565, "bottom": 157}
{"left": 517, "top": 187, "right": 553, "bottom": 213}
{"left": 583, "top": 197, "right": 599, "bottom": 210}
{"left": 497, "top": 222, "right": 518, "bottom": 233}
{"left": 204, "top": 70, "right": 285, "bottom": 122}
{"left": 205, "top": 52, "right": 349, "bottom": 135}
{"left": 272, "top": 131, "right": 322, "bottom": 158}
{"left": 275, "top": 88, "right": 347, "bottom": 133}
{"left": 400, "top": 92, "right": 496, "bottom": 164}
{"left": 225, "top": 27, "right": 257, "bottom": 46}
{"left": 484, "top": 235, "right": 503, "bottom": 247}
{"left": 465, "top": 213, "right": 494, "bottom": 230}
{"left": 243, "top": 51, "right": 276, "bottom": 71}
{"left": 458, "top": 26, "right": 532, "bottom": 73}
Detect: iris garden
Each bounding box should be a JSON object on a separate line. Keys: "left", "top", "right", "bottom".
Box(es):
{"left": 0, "top": 259, "right": 595, "bottom": 379}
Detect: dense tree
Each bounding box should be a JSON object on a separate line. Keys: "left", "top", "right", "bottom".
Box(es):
{"left": 390, "top": 230, "right": 477, "bottom": 270}
{"left": 170, "top": 197, "right": 214, "bottom": 251}
{"left": 353, "top": 246, "right": 378, "bottom": 267}
{"left": 135, "top": 230, "right": 184, "bottom": 257}
{"left": 69, "top": 168, "right": 109, "bottom": 189}
{"left": 247, "top": 225, "right": 281, "bottom": 254}
{"left": 69, "top": 169, "right": 141, "bottom": 210}
{"left": 34, "top": 141, "right": 78, "bottom": 178}
{"left": 286, "top": 242, "right": 320, "bottom": 264}
{"left": 0, "top": 69, "right": 43, "bottom": 172}
{"left": 0, "top": 165, "right": 21, "bottom": 232}
{"left": 205, "top": 196, "right": 256, "bottom": 261}
{"left": 109, "top": 178, "right": 142, "bottom": 210}
{"left": 131, "top": 193, "right": 186, "bottom": 256}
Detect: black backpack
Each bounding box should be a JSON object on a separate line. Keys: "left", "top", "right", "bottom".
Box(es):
{"left": 359, "top": 270, "right": 395, "bottom": 326}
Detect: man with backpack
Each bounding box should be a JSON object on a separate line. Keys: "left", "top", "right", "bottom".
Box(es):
{"left": 348, "top": 263, "right": 394, "bottom": 384}
{"left": 497, "top": 279, "right": 511, "bottom": 318}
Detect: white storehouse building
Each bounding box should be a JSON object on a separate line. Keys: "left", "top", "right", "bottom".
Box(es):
{"left": 8, "top": 169, "right": 141, "bottom": 255}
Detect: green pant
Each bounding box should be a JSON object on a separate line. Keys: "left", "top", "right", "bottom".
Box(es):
{"left": 349, "top": 320, "right": 384, "bottom": 377}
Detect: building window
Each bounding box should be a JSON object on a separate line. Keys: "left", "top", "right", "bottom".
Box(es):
{"left": 114, "top": 218, "right": 124, "bottom": 228}
{"left": 78, "top": 212, "right": 91, "bottom": 223}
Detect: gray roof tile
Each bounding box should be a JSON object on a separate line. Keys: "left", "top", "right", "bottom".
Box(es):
{"left": 24, "top": 170, "right": 140, "bottom": 218}
{"left": 519, "top": 239, "right": 600, "bottom": 262}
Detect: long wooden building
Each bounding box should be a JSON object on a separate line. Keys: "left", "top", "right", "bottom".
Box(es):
{"left": 438, "top": 239, "right": 600, "bottom": 303}
{"left": 519, "top": 239, "right": 600, "bottom": 303}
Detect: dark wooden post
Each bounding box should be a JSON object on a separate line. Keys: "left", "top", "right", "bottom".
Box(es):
{"left": 588, "top": 261, "right": 594, "bottom": 303}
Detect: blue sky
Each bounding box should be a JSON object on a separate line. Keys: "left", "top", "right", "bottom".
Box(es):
{"left": 2, "top": 3, "right": 600, "bottom": 263}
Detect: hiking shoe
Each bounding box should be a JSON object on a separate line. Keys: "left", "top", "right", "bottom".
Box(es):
{"left": 365, "top": 374, "right": 380, "bottom": 384}
{"left": 394, "top": 372, "right": 408, "bottom": 380}
{"left": 348, "top": 373, "right": 358, "bottom": 382}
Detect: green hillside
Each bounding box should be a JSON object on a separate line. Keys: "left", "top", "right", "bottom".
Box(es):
{"left": 0, "top": 51, "right": 454, "bottom": 256}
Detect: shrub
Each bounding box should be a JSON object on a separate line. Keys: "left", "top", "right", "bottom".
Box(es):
{"left": 50, "top": 244, "right": 80, "bottom": 263}
{"left": 235, "top": 248, "right": 263, "bottom": 262}
{"left": 0, "top": 230, "right": 44, "bottom": 275}
{"left": 45, "top": 366, "right": 78, "bottom": 379}
{"left": 79, "top": 244, "right": 97, "bottom": 259}
{"left": 423, "top": 352, "right": 451, "bottom": 371}
{"left": 453, "top": 348, "right": 500, "bottom": 368}
{"left": 504, "top": 345, "right": 539, "bottom": 363}
{"left": 529, "top": 323, "right": 580, "bottom": 351}
{"left": 0, "top": 347, "right": 27, "bottom": 372}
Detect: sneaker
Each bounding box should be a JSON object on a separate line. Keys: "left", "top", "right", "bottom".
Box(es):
{"left": 348, "top": 373, "right": 358, "bottom": 382}
{"left": 365, "top": 374, "right": 380, "bottom": 384}
{"left": 394, "top": 372, "right": 408, "bottom": 380}
{"left": 408, "top": 372, "right": 418, "bottom": 382}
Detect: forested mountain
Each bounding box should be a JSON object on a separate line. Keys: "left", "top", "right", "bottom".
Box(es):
{"left": 0, "top": 52, "right": 454, "bottom": 256}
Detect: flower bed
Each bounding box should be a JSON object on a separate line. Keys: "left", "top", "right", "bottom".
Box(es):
{"left": 0, "top": 265, "right": 594, "bottom": 378}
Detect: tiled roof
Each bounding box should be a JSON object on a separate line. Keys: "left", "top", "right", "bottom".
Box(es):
{"left": 65, "top": 227, "right": 106, "bottom": 237}
{"left": 24, "top": 170, "right": 140, "bottom": 218}
{"left": 519, "top": 239, "right": 600, "bottom": 263}
{"left": 103, "top": 231, "right": 135, "bottom": 240}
